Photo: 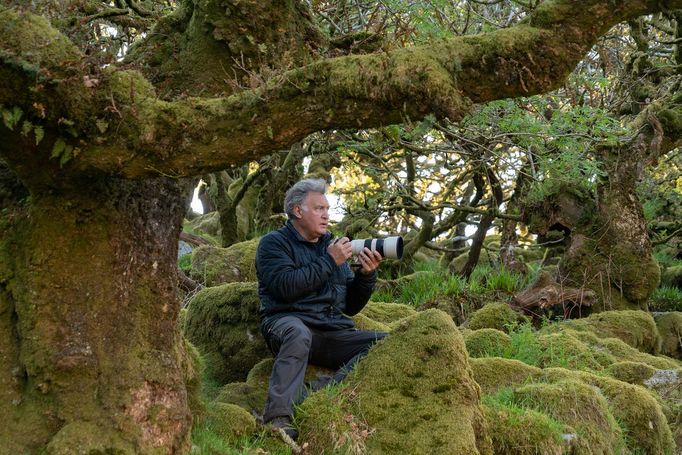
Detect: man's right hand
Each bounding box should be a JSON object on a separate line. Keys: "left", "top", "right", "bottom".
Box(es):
{"left": 327, "top": 237, "right": 352, "bottom": 266}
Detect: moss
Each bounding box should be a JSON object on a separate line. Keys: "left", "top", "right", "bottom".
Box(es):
{"left": 606, "top": 361, "right": 657, "bottom": 385}
{"left": 464, "top": 328, "right": 511, "bottom": 358}
{"left": 541, "top": 368, "right": 675, "bottom": 454}
{"left": 552, "top": 310, "right": 662, "bottom": 354}
{"left": 449, "top": 248, "right": 500, "bottom": 274}
{"left": 183, "top": 282, "right": 269, "bottom": 383}
{"left": 469, "top": 358, "right": 542, "bottom": 394}
{"left": 654, "top": 312, "right": 682, "bottom": 359}
{"left": 45, "top": 421, "right": 134, "bottom": 454}
{"left": 184, "top": 212, "right": 221, "bottom": 245}
{"left": 465, "top": 303, "right": 529, "bottom": 333}
{"left": 179, "top": 338, "right": 204, "bottom": 419}
{"left": 661, "top": 265, "right": 682, "bottom": 288}
{"left": 359, "top": 301, "right": 417, "bottom": 326}
{"left": 298, "top": 309, "right": 493, "bottom": 454}
{"left": 205, "top": 402, "right": 256, "bottom": 441}
{"left": 533, "top": 331, "right": 606, "bottom": 370}
{"left": 351, "top": 312, "right": 391, "bottom": 332}
{"left": 481, "top": 402, "right": 567, "bottom": 455}
{"left": 189, "top": 239, "right": 258, "bottom": 286}
{"left": 567, "top": 329, "right": 679, "bottom": 370}
{"left": 512, "top": 379, "right": 625, "bottom": 454}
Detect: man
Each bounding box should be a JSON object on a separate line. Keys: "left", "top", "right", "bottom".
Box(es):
{"left": 256, "top": 178, "right": 386, "bottom": 441}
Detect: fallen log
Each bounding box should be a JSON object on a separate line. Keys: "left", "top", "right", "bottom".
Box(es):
{"left": 513, "top": 272, "right": 595, "bottom": 319}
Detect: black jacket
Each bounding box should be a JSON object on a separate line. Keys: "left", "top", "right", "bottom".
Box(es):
{"left": 256, "top": 221, "right": 376, "bottom": 332}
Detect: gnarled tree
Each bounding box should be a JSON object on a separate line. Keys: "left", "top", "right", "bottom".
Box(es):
{"left": 2, "top": 0, "right": 681, "bottom": 452}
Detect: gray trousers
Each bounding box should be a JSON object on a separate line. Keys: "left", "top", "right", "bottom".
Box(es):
{"left": 262, "top": 315, "right": 387, "bottom": 422}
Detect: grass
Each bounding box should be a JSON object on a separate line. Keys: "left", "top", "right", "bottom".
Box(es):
{"left": 374, "top": 261, "right": 526, "bottom": 308}
{"left": 190, "top": 426, "right": 292, "bottom": 455}
{"left": 648, "top": 285, "right": 682, "bottom": 312}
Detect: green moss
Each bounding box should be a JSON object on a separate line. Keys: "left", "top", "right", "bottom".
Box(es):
{"left": 0, "top": 9, "right": 81, "bottom": 72}
{"left": 299, "top": 309, "right": 493, "bottom": 454}
{"left": 513, "top": 379, "right": 625, "bottom": 454}
{"left": 567, "top": 329, "right": 679, "bottom": 370}
{"left": 465, "top": 303, "right": 529, "bottom": 333}
{"left": 351, "top": 312, "right": 391, "bottom": 332}
{"left": 464, "top": 328, "right": 511, "bottom": 358}
{"left": 184, "top": 212, "right": 221, "bottom": 245}
{"left": 183, "top": 282, "right": 269, "bottom": 383}
{"left": 359, "top": 301, "right": 417, "bottom": 326}
{"left": 541, "top": 368, "right": 675, "bottom": 454}
{"left": 469, "top": 357, "right": 542, "bottom": 394}
{"left": 189, "top": 239, "right": 259, "bottom": 286}
{"left": 654, "top": 312, "right": 682, "bottom": 359}
{"left": 481, "top": 399, "right": 567, "bottom": 455}
{"left": 205, "top": 402, "right": 256, "bottom": 441}
{"left": 45, "top": 421, "right": 134, "bottom": 454}
{"left": 552, "top": 310, "right": 662, "bottom": 354}
{"left": 606, "top": 361, "right": 657, "bottom": 385}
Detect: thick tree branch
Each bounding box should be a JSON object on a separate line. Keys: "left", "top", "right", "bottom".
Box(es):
{"left": 2, "top": 1, "right": 682, "bottom": 184}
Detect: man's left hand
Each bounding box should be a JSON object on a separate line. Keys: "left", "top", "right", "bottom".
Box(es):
{"left": 358, "top": 247, "right": 382, "bottom": 275}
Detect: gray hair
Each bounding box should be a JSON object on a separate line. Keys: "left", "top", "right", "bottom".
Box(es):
{"left": 284, "top": 178, "right": 327, "bottom": 218}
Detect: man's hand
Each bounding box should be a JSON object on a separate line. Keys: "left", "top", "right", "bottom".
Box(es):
{"left": 357, "top": 247, "right": 382, "bottom": 274}
{"left": 327, "top": 237, "right": 352, "bottom": 266}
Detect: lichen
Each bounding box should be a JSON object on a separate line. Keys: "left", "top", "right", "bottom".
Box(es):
{"left": 45, "top": 421, "right": 134, "bottom": 454}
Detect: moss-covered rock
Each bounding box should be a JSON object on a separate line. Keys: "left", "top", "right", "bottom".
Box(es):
{"left": 45, "top": 421, "right": 134, "bottom": 454}
{"left": 351, "top": 312, "right": 391, "bottom": 332}
{"left": 205, "top": 402, "right": 256, "bottom": 441}
{"left": 482, "top": 402, "right": 566, "bottom": 455}
{"left": 553, "top": 310, "right": 662, "bottom": 354}
{"left": 606, "top": 361, "right": 657, "bottom": 385}
{"left": 654, "top": 312, "right": 682, "bottom": 359}
{"left": 541, "top": 368, "right": 675, "bottom": 455}
{"left": 189, "top": 238, "right": 258, "bottom": 286}
{"left": 183, "top": 282, "right": 268, "bottom": 383}
{"left": 464, "top": 328, "right": 511, "bottom": 358}
{"left": 465, "top": 302, "right": 529, "bottom": 333}
{"left": 298, "top": 309, "right": 493, "bottom": 454}
{"left": 359, "top": 301, "right": 417, "bottom": 326}
{"left": 661, "top": 264, "right": 682, "bottom": 288}
{"left": 566, "top": 329, "right": 680, "bottom": 370}
{"left": 513, "top": 379, "right": 625, "bottom": 454}
{"left": 185, "top": 212, "right": 221, "bottom": 244}
{"left": 470, "top": 358, "right": 542, "bottom": 394}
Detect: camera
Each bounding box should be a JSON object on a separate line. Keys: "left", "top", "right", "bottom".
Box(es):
{"left": 350, "top": 236, "right": 404, "bottom": 260}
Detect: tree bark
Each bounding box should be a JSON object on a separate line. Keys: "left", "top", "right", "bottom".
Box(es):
{"left": 0, "top": 177, "right": 195, "bottom": 453}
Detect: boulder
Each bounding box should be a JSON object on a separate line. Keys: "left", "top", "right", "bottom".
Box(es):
{"left": 464, "top": 302, "right": 528, "bottom": 333}
{"left": 183, "top": 282, "right": 269, "bottom": 383}
{"left": 298, "top": 309, "right": 493, "bottom": 454}
{"left": 189, "top": 238, "right": 259, "bottom": 286}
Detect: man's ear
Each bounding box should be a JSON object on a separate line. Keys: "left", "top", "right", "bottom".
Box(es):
{"left": 293, "top": 205, "right": 302, "bottom": 219}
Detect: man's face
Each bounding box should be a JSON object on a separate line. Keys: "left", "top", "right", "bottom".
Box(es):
{"left": 293, "top": 192, "right": 330, "bottom": 242}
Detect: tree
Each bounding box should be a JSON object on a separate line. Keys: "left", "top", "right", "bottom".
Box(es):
{"left": 2, "top": 0, "right": 682, "bottom": 452}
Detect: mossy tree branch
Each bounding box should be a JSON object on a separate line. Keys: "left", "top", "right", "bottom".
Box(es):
{"left": 2, "top": 1, "right": 682, "bottom": 185}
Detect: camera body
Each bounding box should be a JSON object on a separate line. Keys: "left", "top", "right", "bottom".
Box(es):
{"left": 350, "top": 236, "right": 404, "bottom": 260}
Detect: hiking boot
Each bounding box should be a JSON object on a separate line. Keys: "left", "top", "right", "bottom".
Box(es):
{"left": 269, "top": 415, "right": 299, "bottom": 441}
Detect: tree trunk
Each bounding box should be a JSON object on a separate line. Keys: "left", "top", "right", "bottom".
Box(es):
{"left": 0, "top": 177, "right": 196, "bottom": 453}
